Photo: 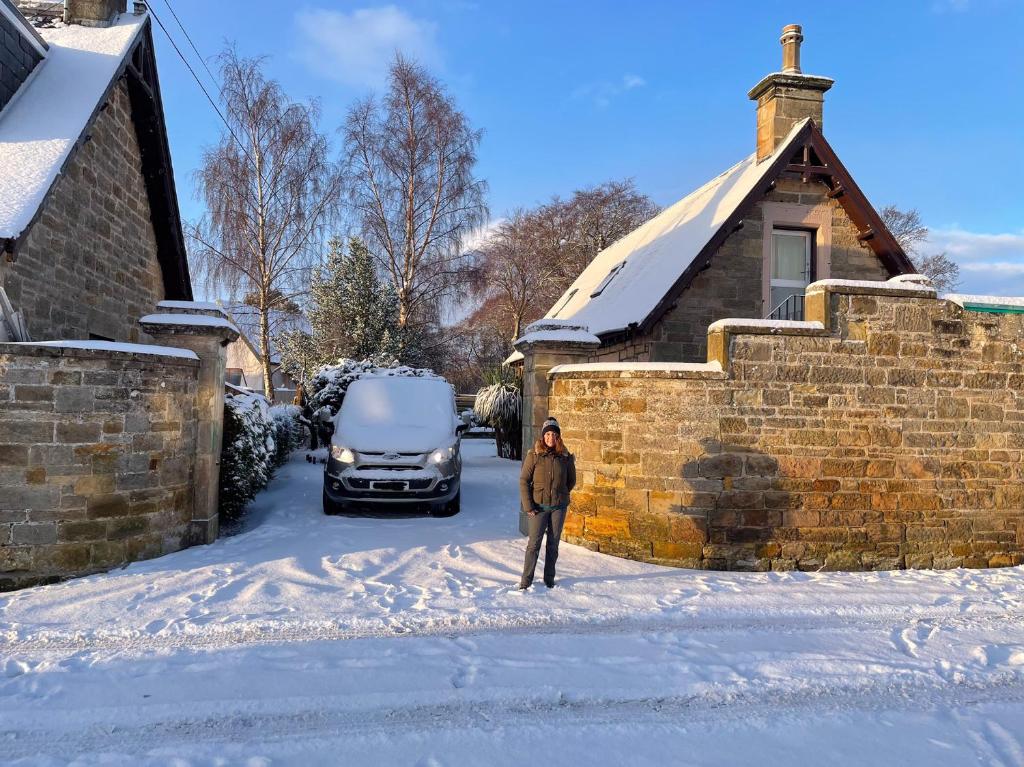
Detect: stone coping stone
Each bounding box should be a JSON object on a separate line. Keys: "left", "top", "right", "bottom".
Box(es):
{"left": 0, "top": 341, "right": 200, "bottom": 366}
{"left": 550, "top": 361, "right": 726, "bottom": 381}
{"left": 707, "top": 318, "right": 827, "bottom": 336}
{"left": 805, "top": 279, "right": 937, "bottom": 299}
{"left": 140, "top": 315, "right": 240, "bottom": 342}
{"left": 155, "top": 300, "right": 228, "bottom": 318}
{"left": 748, "top": 71, "right": 835, "bottom": 100}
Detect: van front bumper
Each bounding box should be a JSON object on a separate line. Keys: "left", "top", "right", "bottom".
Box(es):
{"left": 323, "top": 473, "right": 460, "bottom": 510}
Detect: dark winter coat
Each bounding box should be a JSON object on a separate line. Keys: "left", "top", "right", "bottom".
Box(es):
{"left": 519, "top": 446, "right": 576, "bottom": 513}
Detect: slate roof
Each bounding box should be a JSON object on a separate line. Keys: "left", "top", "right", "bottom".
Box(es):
{"left": 0, "top": 8, "right": 191, "bottom": 299}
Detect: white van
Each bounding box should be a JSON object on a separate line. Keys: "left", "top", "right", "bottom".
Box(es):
{"left": 323, "top": 375, "right": 465, "bottom": 515}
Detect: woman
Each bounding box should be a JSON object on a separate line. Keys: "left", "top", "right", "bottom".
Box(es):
{"left": 519, "top": 417, "right": 576, "bottom": 589}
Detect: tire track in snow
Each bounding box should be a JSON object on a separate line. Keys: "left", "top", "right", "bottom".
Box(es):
{"left": 1, "top": 606, "right": 1022, "bottom": 654}
{"left": 3, "top": 672, "right": 1024, "bottom": 760}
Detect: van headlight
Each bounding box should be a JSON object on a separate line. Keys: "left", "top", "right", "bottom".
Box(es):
{"left": 430, "top": 446, "right": 455, "bottom": 464}
{"left": 331, "top": 445, "right": 356, "bottom": 463}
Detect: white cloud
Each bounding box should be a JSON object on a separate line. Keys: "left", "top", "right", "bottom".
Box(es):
{"left": 573, "top": 74, "right": 647, "bottom": 109}
{"left": 294, "top": 6, "right": 441, "bottom": 89}
{"left": 461, "top": 218, "right": 505, "bottom": 254}
{"left": 923, "top": 227, "right": 1024, "bottom": 296}
{"left": 924, "top": 227, "right": 1024, "bottom": 262}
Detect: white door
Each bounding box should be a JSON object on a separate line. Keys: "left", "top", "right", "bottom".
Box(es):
{"left": 770, "top": 229, "right": 812, "bottom": 313}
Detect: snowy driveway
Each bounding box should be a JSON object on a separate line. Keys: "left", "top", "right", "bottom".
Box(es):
{"left": 2, "top": 440, "right": 1024, "bottom": 765}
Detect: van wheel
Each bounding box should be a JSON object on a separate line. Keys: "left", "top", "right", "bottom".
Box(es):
{"left": 323, "top": 490, "right": 342, "bottom": 515}
{"left": 434, "top": 491, "right": 460, "bottom": 517}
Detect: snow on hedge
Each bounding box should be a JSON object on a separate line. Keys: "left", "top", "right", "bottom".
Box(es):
{"left": 220, "top": 396, "right": 304, "bottom": 521}
{"left": 305, "top": 358, "right": 442, "bottom": 415}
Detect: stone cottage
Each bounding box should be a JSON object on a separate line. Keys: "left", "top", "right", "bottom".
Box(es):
{"left": 512, "top": 27, "right": 1024, "bottom": 572}
{"left": 0, "top": 0, "right": 191, "bottom": 343}
{"left": 514, "top": 25, "right": 916, "bottom": 448}
{"left": 0, "top": 1, "right": 240, "bottom": 590}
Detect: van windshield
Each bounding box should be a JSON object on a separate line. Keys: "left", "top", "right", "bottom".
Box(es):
{"left": 336, "top": 376, "right": 455, "bottom": 453}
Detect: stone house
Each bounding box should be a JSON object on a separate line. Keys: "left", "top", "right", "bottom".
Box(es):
{"left": 510, "top": 26, "right": 1024, "bottom": 572}
{"left": 0, "top": 2, "right": 240, "bottom": 590}
{"left": 0, "top": 0, "right": 191, "bottom": 344}
{"left": 514, "top": 25, "right": 916, "bottom": 448}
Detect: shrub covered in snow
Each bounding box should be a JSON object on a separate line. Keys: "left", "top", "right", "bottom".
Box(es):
{"left": 475, "top": 381, "right": 522, "bottom": 460}
{"left": 269, "top": 404, "right": 305, "bottom": 466}
{"left": 220, "top": 392, "right": 277, "bottom": 520}
{"left": 305, "top": 359, "right": 441, "bottom": 415}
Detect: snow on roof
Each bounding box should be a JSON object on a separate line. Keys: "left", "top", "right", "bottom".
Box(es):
{"left": 544, "top": 119, "right": 812, "bottom": 337}
{"left": 0, "top": 13, "right": 146, "bottom": 239}
{"left": 12, "top": 339, "right": 198, "bottom": 360}
{"left": 503, "top": 350, "right": 524, "bottom": 366}
{"left": 139, "top": 313, "right": 240, "bottom": 332}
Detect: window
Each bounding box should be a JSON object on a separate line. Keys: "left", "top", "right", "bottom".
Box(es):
{"left": 769, "top": 229, "right": 812, "bottom": 313}
{"left": 226, "top": 368, "right": 243, "bottom": 386}
{"left": 590, "top": 261, "right": 626, "bottom": 298}
{"left": 552, "top": 289, "right": 578, "bottom": 318}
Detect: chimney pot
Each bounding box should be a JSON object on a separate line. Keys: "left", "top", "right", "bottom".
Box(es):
{"left": 780, "top": 24, "right": 803, "bottom": 74}
{"left": 748, "top": 24, "right": 833, "bottom": 161}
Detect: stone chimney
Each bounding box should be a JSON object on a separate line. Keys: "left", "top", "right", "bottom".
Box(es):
{"left": 748, "top": 25, "right": 834, "bottom": 162}
{"left": 65, "top": 0, "right": 127, "bottom": 27}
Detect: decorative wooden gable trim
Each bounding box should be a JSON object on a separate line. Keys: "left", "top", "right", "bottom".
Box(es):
{"left": 635, "top": 120, "right": 913, "bottom": 337}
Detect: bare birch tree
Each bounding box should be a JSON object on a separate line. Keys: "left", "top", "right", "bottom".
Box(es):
{"left": 343, "top": 55, "right": 487, "bottom": 347}
{"left": 190, "top": 48, "right": 342, "bottom": 399}
{"left": 881, "top": 204, "right": 960, "bottom": 292}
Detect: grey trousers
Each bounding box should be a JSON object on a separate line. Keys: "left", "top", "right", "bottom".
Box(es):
{"left": 520, "top": 506, "right": 567, "bottom": 587}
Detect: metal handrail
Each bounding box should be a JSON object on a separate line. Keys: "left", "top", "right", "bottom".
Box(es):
{"left": 766, "top": 292, "right": 805, "bottom": 321}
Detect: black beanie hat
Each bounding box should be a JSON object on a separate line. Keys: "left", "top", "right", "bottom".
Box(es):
{"left": 541, "top": 417, "right": 561, "bottom": 437}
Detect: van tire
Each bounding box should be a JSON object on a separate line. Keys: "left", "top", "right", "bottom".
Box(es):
{"left": 434, "top": 490, "right": 460, "bottom": 517}
{"left": 323, "top": 490, "right": 342, "bottom": 515}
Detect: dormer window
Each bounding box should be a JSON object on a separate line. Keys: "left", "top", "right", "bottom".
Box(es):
{"left": 590, "top": 261, "right": 626, "bottom": 298}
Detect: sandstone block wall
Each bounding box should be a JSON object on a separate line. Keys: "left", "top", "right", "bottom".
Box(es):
{"left": 549, "top": 283, "right": 1024, "bottom": 571}
{"left": 0, "top": 343, "right": 199, "bottom": 589}
{"left": 591, "top": 178, "right": 891, "bottom": 364}
{"left": 0, "top": 78, "right": 166, "bottom": 342}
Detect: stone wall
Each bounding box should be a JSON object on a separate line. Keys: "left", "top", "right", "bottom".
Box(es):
{"left": 547, "top": 280, "right": 1024, "bottom": 571}
{"left": 0, "top": 343, "right": 199, "bottom": 589}
{"left": 590, "top": 178, "right": 892, "bottom": 364}
{"left": 0, "top": 78, "right": 166, "bottom": 342}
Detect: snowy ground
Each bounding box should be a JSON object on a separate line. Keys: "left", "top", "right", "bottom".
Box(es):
{"left": 2, "top": 440, "right": 1024, "bottom": 766}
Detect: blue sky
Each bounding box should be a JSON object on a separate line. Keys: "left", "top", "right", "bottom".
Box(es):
{"left": 152, "top": 0, "right": 1024, "bottom": 295}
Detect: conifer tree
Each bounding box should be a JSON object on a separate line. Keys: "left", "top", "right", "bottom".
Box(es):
{"left": 276, "top": 237, "right": 406, "bottom": 387}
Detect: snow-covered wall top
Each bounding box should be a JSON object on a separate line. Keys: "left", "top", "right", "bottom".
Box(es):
{"left": 157, "top": 300, "right": 226, "bottom": 313}
{"left": 9, "top": 339, "right": 198, "bottom": 361}
{"left": 0, "top": 13, "right": 145, "bottom": 239}
{"left": 542, "top": 119, "right": 811, "bottom": 337}
{"left": 139, "top": 313, "right": 240, "bottom": 333}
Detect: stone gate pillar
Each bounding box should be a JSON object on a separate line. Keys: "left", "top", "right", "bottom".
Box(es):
{"left": 140, "top": 305, "right": 238, "bottom": 544}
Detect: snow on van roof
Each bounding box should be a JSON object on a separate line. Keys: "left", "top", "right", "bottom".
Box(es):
{"left": 335, "top": 376, "right": 456, "bottom": 454}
